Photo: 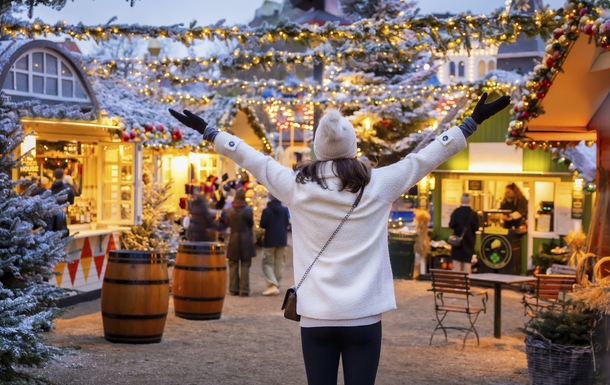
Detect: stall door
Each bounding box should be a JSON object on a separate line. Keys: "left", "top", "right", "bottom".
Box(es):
{"left": 98, "top": 142, "right": 142, "bottom": 225}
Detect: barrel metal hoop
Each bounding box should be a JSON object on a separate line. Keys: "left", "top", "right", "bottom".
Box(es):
{"left": 107, "top": 258, "right": 167, "bottom": 264}
{"left": 173, "top": 266, "right": 227, "bottom": 272}
{"left": 103, "top": 278, "right": 169, "bottom": 285}
{"left": 104, "top": 333, "right": 163, "bottom": 343}
{"left": 102, "top": 312, "right": 167, "bottom": 320}
{"left": 174, "top": 311, "right": 222, "bottom": 320}
{"left": 172, "top": 295, "right": 225, "bottom": 302}
{"left": 177, "top": 250, "right": 225, "bottom": 255}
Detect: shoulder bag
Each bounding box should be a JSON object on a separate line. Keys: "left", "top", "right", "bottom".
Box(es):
{"left": 281, "top": 188, "right": 364, "bottom": 322}
{"left": 447, "top": 211, "right": 475, "bottom": 248}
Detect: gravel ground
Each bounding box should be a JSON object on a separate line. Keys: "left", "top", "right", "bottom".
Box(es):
{"left": 26, "top": 245, "right": 550, "bottom": 385}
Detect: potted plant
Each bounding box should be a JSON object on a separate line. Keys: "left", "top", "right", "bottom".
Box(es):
{"left": 522, "top": 300, "right": 599, "bottom": 385}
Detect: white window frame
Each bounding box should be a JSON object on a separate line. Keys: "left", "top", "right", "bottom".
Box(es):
{"left": 97, "top": 142, "right": 142, "bottom": 225}
{"left": 2, "top": 49, "right": 90, "bottom": 102}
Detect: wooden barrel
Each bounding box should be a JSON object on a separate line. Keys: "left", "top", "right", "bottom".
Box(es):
{"left": 101, "top": 250, "right": 169, "bottom": 344}
{"left": 172, "top": 242, "right": 226, "bottom": 320}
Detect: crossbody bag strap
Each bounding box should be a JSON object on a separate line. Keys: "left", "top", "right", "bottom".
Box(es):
{"left": 459, "top": 211, "right": 475, "bottom": 239}
{"left": 294, "top": 187, "right": 365, "bottom": 292}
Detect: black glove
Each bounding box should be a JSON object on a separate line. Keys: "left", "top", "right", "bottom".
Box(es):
{"left": 470, "top": 93, "right": 511, "bottom": 125}
{"left": 169, "top": 109, "right": 219, "bottom": 143}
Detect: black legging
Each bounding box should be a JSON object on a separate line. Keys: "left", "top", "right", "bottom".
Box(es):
{"left": 300, "top": 322, "right": 382, "bottom": 385}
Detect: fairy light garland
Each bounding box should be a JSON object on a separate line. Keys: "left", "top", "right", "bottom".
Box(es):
{"left": 1, "top": 8, "right": 563, "bottom": 52}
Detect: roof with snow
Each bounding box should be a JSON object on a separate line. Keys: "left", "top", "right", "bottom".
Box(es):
{"left": 0, "top": 39, "right": 99, "bottom": 116}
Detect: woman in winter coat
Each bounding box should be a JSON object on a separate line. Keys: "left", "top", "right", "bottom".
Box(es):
{"left": 170, "top": 92, "right": 510, "bottom": 385}
{"left": 449, "top": 193, "right": 479, "bottom": 273}
{"left": 225, "top": 189, "right": 256, "bottom": 296}
{"left": 186, "top": 194, "right": 217, "bottom": 242}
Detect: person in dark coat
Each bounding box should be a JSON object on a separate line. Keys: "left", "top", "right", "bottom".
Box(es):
{"left": 226, "top": 189, "right": 256, "bottom": 296}
{"left": 49, "top": 168, "right": 75, "bottom": 205}
{"left": 186, "top": 194, "right": 217, "bottom": 242}
{"left": 449, "top": 193, "right": 479, "bottom": 274}
{"left": 260, "top": 193, "right": 290, "bottom": 296}
{"left": 30, "top": 176, "right": 47, "bottom": 197}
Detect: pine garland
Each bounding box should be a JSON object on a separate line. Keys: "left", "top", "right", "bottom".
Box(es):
{"left": 522, "top": 301, "right": 596, "bottom": 346}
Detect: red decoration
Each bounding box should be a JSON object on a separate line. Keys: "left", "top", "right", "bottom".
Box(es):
{"left": 553, "top": 28, "right": 564, "bottom": 39}
{"left": 121, "top": 132, "right": 131, "bottom": 142}
{"left": 513, "top": 105, "right": 520, "bottom": 113}
{"left": 540, "top": 79, "right": 552, "bottom": 89}
{"left": 510, "top": 130, "right": 520, "bottom": 137}
{"left": 144, "top": 123, "right": 154, "bottom": 132}
{"left": 602, "top": 40, "right": 610, "bottom": 49}
{"left": 584, "top": 24, "right": 594, "bottom": 35}
{"left": 546, "top": 57, "right": 555, "bottom": 67}
{"left": 129, "top": 131, "right": 136, "bottom": 139}
{"left": 521, "top": 111, "right": 530, "bottom": 120}
{"left": 532, "top": 112, "right": 539, "bottom": 118}
{"left": 528, "top": 143, "right": 537, "bottom": 150}
{"left": 580, "top": 8, "right": 589, "bottom": 16}
{"left": 172, "top": 127, "right": 182, "bottom": 140}
{"left": 536, "top": 91, "right": 546, "bottom": 99}
{"left": 156, "top": 123, "right": 165, "bottom": 132}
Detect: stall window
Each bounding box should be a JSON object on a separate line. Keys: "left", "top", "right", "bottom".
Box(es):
{"left": 488, "top": 60, "right": 495, "bottom": 72}
{"left": 478, "top": 60, "right": 486, "bottom": 78}
{"left": 458, "top": 61, "right": 465, "bottom": 77}
{"left": 99, "top": 142, "right": 142, "bottom": 225}
{"left": 2, "top": 50, "right": 90, "bottom": 101}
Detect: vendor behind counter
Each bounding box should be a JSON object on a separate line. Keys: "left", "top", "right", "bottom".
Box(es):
{"left": 500, "top": 183, "right": 528, "bottom": 229}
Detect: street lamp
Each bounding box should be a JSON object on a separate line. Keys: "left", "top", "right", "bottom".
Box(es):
{"left": 147, "top": 39, "right": 161, "bottom": 58}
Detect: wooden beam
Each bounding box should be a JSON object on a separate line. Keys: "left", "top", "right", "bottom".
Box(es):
{"left": 526, "top": 125, "right": 593, "bottom": 132}
{"left": 523, "top": 132, "right": 597, "bottom": 141}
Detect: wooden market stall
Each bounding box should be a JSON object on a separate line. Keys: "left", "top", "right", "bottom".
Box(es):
{"left": 0, "top": 40, "right": 142, "bottom": 303}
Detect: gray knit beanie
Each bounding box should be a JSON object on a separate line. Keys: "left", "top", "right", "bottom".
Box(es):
{"left": 314, "top": 109, "right": 357, "bottom": 161}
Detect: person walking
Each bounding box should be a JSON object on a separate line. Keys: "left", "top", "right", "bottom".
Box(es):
{"left": 170, "top": 92, "right": 510, "bottom": 385}
{"left": 225, "top": 189, "right": 257, "bottom": 297}
{"left": 449, "top": 193, "right": 479, "bottom": 274}
{"left": 260, "top": 193, "right": 290, "bottom": 296}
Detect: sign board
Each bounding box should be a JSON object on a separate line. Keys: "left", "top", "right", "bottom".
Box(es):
{"left": 19, "top": 153, "right": 40, "bottom": 178}
{"left": 441, "top": 179, "right": 462, "bottom": 228}
{"left": 467, "top": 180, "right": 483, "bottom": 191}
{"left": 480, "top": 234, "right": 512, "bottom": 269}
{"left": 555, "top": 183, "right": 574, "bottom": 235}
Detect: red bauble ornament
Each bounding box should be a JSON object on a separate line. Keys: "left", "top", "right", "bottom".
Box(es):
{"left": 553, "top": 28, "right": 564, "bottom": 39}
{"left": 553, "top": 50, "right": 563, "bottom": 59}
{"left": 521, "top": 111, "right": 530, "bottom": 120}
{"left": 129, "top": 131, "right": 136, "bottom": 139}
{"left": 528, "top": 143, "right": 537, "bottom": 150}
{"left": 546, "top": 57, "right": 555, "bottom": 67}
{"left": 540, "top": 79, "right": 552, "bottom": 89}
{"left": 510, "top": 130, "right": 520, "bottom": 137}
{"left": 584, "top": 24, "right": 594, "bottom": 35}
{"left": 122, "top": 132, "right": 131, "bottom": 142}
{"left": 173, "top": 131, "right": 183, "bottom": 140}
{"left": 536, "top": 91, "right": 546, "bottom": 99}
{"left": 144, "top": 123, "right": 154, "bottom": 132}
{"left": 156, "top": 123, "right": 165, "bottom": 132}
{"left": 580, "top": 8, "right": 589, "bottom": 16}
{"left": 513, "top": 105, "right": 520, "bottom": 113}
{"left": 532, "top": 112, "right": 539, "bottom": 118}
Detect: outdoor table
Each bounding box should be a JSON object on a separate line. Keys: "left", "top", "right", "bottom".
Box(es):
{"left": 468, "top": 273, "right": 537, "bottom": 339}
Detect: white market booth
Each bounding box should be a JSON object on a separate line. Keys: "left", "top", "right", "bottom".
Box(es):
{"left": 1, "top": 40, "right": 142, "bottom": 301}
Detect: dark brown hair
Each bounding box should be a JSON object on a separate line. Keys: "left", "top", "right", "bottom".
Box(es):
{"left": 503, "top": 183, "right": 524, "bottom": 203}
{"left": 234, "top": 189, "right": 247, "bottom": 204}
{"left": 293, "top": 158, "right": 373, "bottom": 193}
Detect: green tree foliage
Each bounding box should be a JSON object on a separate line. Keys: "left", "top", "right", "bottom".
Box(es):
{"left": 522, "top": 301, "right": 596, "bottom": 346}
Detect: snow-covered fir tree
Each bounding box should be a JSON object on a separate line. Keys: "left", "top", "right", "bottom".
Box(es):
{"left": 341, "top": 0, "right": 417, "bottom": 21}
{"left": 335, "top": 0, "right": 441, "bottom": 165}
{"left": 0, "top": 95, "right": 72, "bottom": 383}
{"left": 121, "top": 179, "right": 181, "bottom": 258}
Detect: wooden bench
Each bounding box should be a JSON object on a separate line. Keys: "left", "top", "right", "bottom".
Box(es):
{"left": 522, "top": 274, "right": 576, "bottom": 323}
{"left": 429, "top": 269, "right": 488, "bottom": 349}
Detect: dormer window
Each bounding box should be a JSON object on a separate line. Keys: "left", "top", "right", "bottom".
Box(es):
{"left": 2, "top": 49, "right": 89, "bottom": 101}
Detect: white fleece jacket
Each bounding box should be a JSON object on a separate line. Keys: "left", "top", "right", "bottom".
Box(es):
{"left": 214, "top": 125, "right": 467, "bottom": 322}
